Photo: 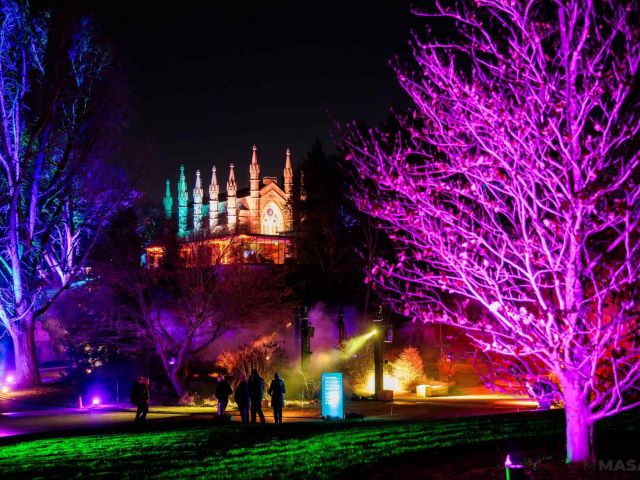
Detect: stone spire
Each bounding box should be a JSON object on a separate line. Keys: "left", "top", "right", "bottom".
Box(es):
{"left": 283, "top": 148, "right": 294, "bottom": 231}
{"left": 163, "top": 179, "right": 173, "bottom": 220}
{"left": 226, "top": 163, "right": 237, "bottom": 231}
{"left": 177, "top": 165, "right": 188, "bottom": 237}
{"left": 283, "top": 148, "right": 293, "bottom": 196}
{"left": 249, "top": 144, "right": 260, "bottom": 233}
{"left": 193, "top": 170, "right": 203, "bottom": 232}
{"left": 208, "top": 166, "right": 219, "bottom": 229}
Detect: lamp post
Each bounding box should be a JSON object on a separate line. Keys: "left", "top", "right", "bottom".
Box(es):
{"left": 293, "top": 306, "right": 302, "bottom": 349}
{"left": 373, "top": 306, "right": 384, "bottom": 396}
{"left": 373, "top": 306, "right": 393, "bottom": 399}
{"left": 300, "top": 306, "right": 314, "bottom": 373}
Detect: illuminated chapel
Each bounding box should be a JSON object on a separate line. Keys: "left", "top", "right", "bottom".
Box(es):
{"left": 147, "top": 145, "right": 295, "bottom": 266}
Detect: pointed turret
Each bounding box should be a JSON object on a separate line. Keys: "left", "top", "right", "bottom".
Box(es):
{"left": 209, "top": 166, "right": 219, "bottom": 229}
{"left": 250, "top": 144, "right": 260, "bottom": 177}
{"left": 227, "top": 163, "right": 237, "bottom": 230}
{"left": 283, "top": 148, "right": 293, "bottom": 196}
{"left": 283, "top": 148, "right": 294, "bottom": 231}
{"left": 177, "top": 165, "right": 188, "bottom": 237}
{"left": 193, "top": 170, "right": 203, "bottom": 232}
{"left": 249, "top": 144, "right": 260, "bottom": 233}
{"left": 163, "top": 179, "right": 173, "bottom": 220}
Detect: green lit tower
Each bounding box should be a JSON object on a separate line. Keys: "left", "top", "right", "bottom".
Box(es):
{"left": 178, "top": 165, "right": 188, "bottom": 237}
{"left": 163, "top": 179, "right": 173, "bottom": 220}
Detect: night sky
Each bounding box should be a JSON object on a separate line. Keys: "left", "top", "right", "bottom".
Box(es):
{"left": 92, "top": 1, "right": 419, "bottom": 202}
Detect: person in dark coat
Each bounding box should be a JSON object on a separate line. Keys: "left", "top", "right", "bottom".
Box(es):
{"left": 130, "top": 376, "right": 150, "bottom": 423}
{"left": 248, "top": 368, "right": 266, "bottom": 424}
{"left": 268, "top": 372, "right": 286, "bottom": 425}
{"left": 234, "top": 373, "right": 250, "bottom": 424}
{"left": 215, "top": 374, "right": 233, "bottom": 417}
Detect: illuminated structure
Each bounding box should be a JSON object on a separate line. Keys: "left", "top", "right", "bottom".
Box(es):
{"left": 148, "top": 145, "right": 295, "bottom": 267}
{"left": 163, "top": 180, "right": 173, "bottom": 220}
{"left": 163, "top": 145, "right": 293, "bottom": 237}
{"left": 177, "top": 165, "right": 188, "bottom": 237}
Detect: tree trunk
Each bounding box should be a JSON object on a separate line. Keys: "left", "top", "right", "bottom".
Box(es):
{"left": 169, "top": 369, "right": 184, "bottom": 398}
{"left": 562, "top": 376, "right": 594, "bottom": 463}
{"left": 11, "top": 315, "right": 41, "bottom": 387}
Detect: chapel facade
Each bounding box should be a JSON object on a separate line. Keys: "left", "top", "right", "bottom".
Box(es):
{"left": 163, "top": 145, "right": 294, "bottom": 237}
{"left": 147, "top": 145, "right": 295, "bottom": 267}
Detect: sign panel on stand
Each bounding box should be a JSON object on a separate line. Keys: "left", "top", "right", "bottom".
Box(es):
{"left": 321, "top": 372, "right": 343, "bottom": 419}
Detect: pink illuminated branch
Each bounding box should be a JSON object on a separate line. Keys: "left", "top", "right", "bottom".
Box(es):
{"left": 343, "top": 0, "right": 640, "bottom": 464}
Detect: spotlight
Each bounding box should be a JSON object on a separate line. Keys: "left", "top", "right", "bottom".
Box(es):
{"left": 1, "top": 385, "right": 9, "bottom": 394}
{"left": 6, "top": 375, "right": 15, "bottom": 384}
{"left": 91, "top": 397, "right": 100, "bottom": 407}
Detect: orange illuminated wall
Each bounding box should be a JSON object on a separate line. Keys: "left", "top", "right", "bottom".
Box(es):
{"left": 145, "top": 234, "right": 291, "bottom": 268}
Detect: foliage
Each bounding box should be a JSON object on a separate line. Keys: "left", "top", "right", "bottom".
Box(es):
{"left": 342, "top": 341, "right": 374, "bottom": 389}
{"left": 289, "top": 140, "right": 368, "bottom": 305}
{"left": 436, "top": 350, "right": 456, "bottom": 384}
{"left": 393, "top": 346, "right": 427, "bottom": 392}
{"left": 216, "top": 340, "right": 288, "bottom": 389}
{"left": 343, "top": 0, "right": 640, "bottom": 463}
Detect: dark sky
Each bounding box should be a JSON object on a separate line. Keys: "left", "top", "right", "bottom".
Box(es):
{"left": 92, "top": 1, "right": 418, "bottom": 202}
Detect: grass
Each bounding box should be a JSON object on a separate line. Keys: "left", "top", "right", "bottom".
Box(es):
{"left": 0, "top": 410, "right": 637, "bottom": 479}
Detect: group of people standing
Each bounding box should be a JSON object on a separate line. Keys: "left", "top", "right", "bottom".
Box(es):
{"left": 130, "top": 369, "right": 286, "bottom": 424}
{"left": 215, "top": 369, "right": 286, "bottom": 424}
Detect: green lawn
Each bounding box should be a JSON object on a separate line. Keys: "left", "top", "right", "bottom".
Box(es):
{"left": 0, "top": 411, "right": 636, "bottom": 479}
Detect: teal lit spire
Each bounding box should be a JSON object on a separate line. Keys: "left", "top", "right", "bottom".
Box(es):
{"left": 163, "top": 179, "right": 173, "bottom": 220}
{"left": 178, "top": 165, "right": 188, "bottom": 237}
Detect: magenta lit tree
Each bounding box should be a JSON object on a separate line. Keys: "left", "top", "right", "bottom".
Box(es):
{"left": 343, "top": 0, "right": 640, "bottom": 463}
{"left": 0, "top": 2, "right": 128, "bottom": 386}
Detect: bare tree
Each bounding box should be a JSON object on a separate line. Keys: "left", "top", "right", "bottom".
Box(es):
{"left": 0, "top": 2, "right": 129, "bottom": 386}
{"left": 343, "top": 0, "right": 640, "bottom": 463}
{"left": 123, "top": 235, "right": 289, "bottom": 397}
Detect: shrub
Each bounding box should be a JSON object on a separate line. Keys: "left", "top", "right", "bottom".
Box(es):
{"left": 393, "top": 346, "right": 427, "bottom": 392}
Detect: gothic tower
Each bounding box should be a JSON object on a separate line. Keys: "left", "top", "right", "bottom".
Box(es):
{"left": 209, "top": 166, "right": 219, "bottom": 230}
{"left": 284, "top": 148, "right": 293, "bottom": 196}
{"left": 193, "top": 170, "right": 203, "bottom": 232}
{"left": 283, "top": 148, "right": 294, "bottom": 231}
{"left": 163, "top": 179, "right": 173, "bottom": 220}
{"left": 178, "top": 165, "right": 188, "bottom": 237}
{"left": 249, "top": 145, "right": 260, "bottom": 233}
{"left": 226, "top": 163, "right": 237, "bottom": 231}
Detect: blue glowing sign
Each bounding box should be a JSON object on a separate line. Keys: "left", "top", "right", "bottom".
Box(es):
{"left": 321, "top": 372, "right": 343, "bottom": 419}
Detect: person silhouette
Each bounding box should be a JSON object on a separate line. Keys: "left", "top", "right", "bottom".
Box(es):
{"left": 268, "top": 372, "right": 286, "bottom": 425}
{"left": 234, "top": 373, "right": 250, "bottom": 424}
{"left": 248, "top": 369, "right": 266, "bottom": 423}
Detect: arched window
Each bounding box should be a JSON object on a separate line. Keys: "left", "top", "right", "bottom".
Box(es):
{"left": 261, "top": 202, "right": 284, "bottom": 235}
